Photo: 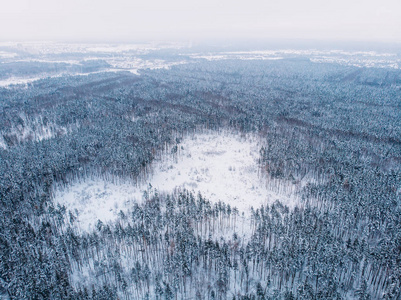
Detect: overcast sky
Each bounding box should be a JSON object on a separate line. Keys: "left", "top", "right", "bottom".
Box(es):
{"left": 1, "top": 0, "right": 400, "bottom": 43}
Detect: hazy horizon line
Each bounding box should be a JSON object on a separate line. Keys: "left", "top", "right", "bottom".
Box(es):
{"left": 1, "top": 38, "right": 401, "bottom": 51}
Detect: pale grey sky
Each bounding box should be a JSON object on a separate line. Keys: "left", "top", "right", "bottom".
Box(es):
{"left": 0, "top": 0, "right": 400, "bottom": 42}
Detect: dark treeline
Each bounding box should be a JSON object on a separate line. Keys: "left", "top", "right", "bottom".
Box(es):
{"left": 0, "top": 58, "right": 400, "bottom": 299}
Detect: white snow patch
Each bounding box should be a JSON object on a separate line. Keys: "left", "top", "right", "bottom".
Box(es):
{"left": 0, "top": 41, "right": 187, "bottom": 55}
{"left": 0, "top": 115, "right": 77, "bottom": 147}
{"left": 53, "top": 131, "right": 299, "bottom": 232}
{"left": 0, "top": 136, "right": 7, "bottom": 150}
{"left": 2, "top": 122, "right": 68, "bottom": 144}
{"left": 190, "top": 49, "right": 401, "bottom": 69}
{"left": 12, "top": 58, "right": 82, "bottom": 65}
{"left": 149, "top": 131, "right": 295, "bottom": 212}
{"left": 54, "top": 178, "right": 144, "bottom": 232}
{"left": 105, "top": 57, "right": 187, "bottom": 74}
{"left": 0, "top": 70, "right": 121, "bottom": 88}
{"left": 0, "top": 51, "right": 17, "bottom": 59}
{"left": 0, "top": 60, "right": 186, "bottom": 87}
{"left": 0, "top": 76, "right": 43, "bottom": 87}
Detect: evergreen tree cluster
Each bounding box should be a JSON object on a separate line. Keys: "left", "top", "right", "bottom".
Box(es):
{"left": 0, "top": 58, "right": 400, "bottom": 298}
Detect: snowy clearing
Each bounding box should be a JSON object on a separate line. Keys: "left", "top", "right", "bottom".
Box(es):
{"left": 149, "top": 131, "right": 296, "bottom": 211}
{"left": 0, "top": 60, "right": 187, "bottom": 87}
{"left": 53, "top": 178, "right": 143, "bottom": 231}
{"left": 53, "top": 130, "right": 298, "bottom": 232}
{"left": 0, "top": 136, "right": 7, "bottom": 150}
{"left": 0, "top": 76, "right": 44, "bottom": 87}
{"left": 105, "top": 57, "right": 188, "bottom": 74}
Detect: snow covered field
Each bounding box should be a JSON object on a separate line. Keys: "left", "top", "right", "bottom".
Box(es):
{"left": 53, "top": 130, "right": 298, "bottom": 232}
{"left": 149, "top": 131, "right": 295, "bottom": 211}
{"left": 0, "top": 41, "right": 189, "bottom": 87}
{"left": 191, "top": 49, "right": 401, "bottom": 69}
{"left": 52, "top": 178, "right": 143, "bottom": 231}
{"left": 0, "top": 59, "right": 186, "bottom": 87}
{"left": 2, "top": 42, "right": 399, "bottom": 88}
{"left": 0, "top": 76, "right": 48, "bottom": 88}
{"left": 105, "top": 57, "right": 187, "bottom": 74}
{"left": 0, "top": 41, "right": 187, "bottom": 56}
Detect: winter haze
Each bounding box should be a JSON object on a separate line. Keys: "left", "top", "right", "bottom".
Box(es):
{"left": 1, "top": 0, "right": 401, "bottom": 42}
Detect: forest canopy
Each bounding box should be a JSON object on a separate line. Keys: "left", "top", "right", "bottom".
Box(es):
{"left": 0, "top": 47, "right": 401, "bottom": 299}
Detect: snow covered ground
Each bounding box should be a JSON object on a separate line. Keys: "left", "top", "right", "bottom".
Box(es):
{"left": 0, "top": 50, "right": 17, "bottom": 58}
{"left": 52, "top": 178, "right": 144, "bottom": 231}
{"left": 0, "top": 115, "right": 73, "bottom": 146}
{"left": 53, "top": 130, "right": 298, "bottom": 232}
{"left": 105, "top": 57, "right": 187, "bottom": 74}
{"left": 149, "top": 131, "right": 296, "bottom": 211}
{"left": 2, "top": 42, "right": 399, "bottom": 88}
{"left": 0, "top": 59, "right": 186, "bottom": 87}
{"left": 0, "top": 76, "right": 46, "bottom": 88}
{"left": 191, "top": 49, "right": 401, "bottom": 69}
{"left": 0, "top": 41, "right": 187, "bottom": 55}
{"left": 0, "top": 136, "right": 7, "bottom": 150}
{"left": 0, "top": 70, "right": 122, "bottom": 88}
{"left": 0, "top": 41, "right": 190, "bottom": 87}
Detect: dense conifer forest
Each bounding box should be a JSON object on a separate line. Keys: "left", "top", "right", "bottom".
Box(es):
{"left": 0, "top": 51, "right": 401, "bottom": 299}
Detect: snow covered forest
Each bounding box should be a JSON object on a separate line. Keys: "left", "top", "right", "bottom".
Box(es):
{"left": 0, "top": 43, "right": 401, "bottom": 299}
